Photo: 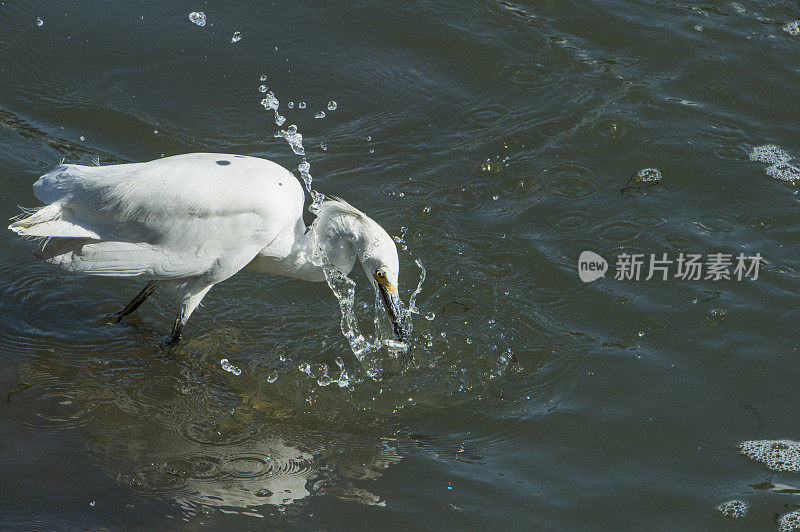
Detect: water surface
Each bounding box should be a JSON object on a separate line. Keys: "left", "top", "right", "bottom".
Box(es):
{"left": 2, "top": 0, "right": 800, "bottom": 529}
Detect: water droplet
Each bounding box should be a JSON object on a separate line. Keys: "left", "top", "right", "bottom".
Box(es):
{"left": 230, "top": 31, "right": 242, "bottom": 43}
{"left": 89, "top": 500, "right": 96, "bottom": 507}
{"left": 287, "top": 102, "right": 294, "bottom": 109}
{"left": 153, "top": 129, "right": 158, "bottom": 134}
{"left": 274, "top": 113, "right": 285, "bottom": 126}
{"left": 298, "top": 102, "right": 306, "bottom": 109}
{"left": 79, "top": 136, "right": 85, "bottom": 141}
{"left": 188, "top": 11, "right": 206, "bottom": 27}
{"left": 320, "top": 142, "right": 327, "bottom": 151}
{"left": 327, "top": 100, "right": 338, "bottom": 111}
{"left": 259, "top": 85, "right": 268, "bottom": 93}
{"left": 366, "top": 135, "right": 372, "bottom": 142}
{"left": 492, "top": 194, "right": 499, "bottom": 200}
{"left": 36, "top": 17, "right": 43, "bottom": 27}
{"left": 425, "top": 312, "right": 435, "bottom": 321}
{"left": 369, "top": 148, "right": 375, "bottom": 154}
{"left": 317, "top": 374, "right": 331, "bottom": 386}
{"left": 260, "top": 74, "right": 267, "bottom": 82}
{"left": 266, "top": 371, "right": 278, "bottom": 383}
{"left": 220, "top": 358, "right": 242, "bottom": 376}
{"left": 315, "top": 111, "right": 326, "bottom": 119}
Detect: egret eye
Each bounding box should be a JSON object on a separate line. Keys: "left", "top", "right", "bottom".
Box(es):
{"left": 375, "top": 268, "right": 386, "bottom": 280}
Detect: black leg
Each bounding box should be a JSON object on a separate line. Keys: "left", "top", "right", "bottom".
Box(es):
{"left": 160, "top": 311, "right": 185, "bottom": 348}
{"left": 106, "top": 281, "right": 158, "bottom": 324}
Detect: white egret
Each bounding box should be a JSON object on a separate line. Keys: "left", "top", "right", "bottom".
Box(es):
{"left": 9, "top": 153, "right": 411, "bottom": 345}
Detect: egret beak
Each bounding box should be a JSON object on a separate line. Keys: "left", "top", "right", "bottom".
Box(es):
{"left": 377, "top": 282, "right": 411, "bottom": 342}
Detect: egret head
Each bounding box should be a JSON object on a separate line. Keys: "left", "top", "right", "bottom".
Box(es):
{"left": 315, "top": 198, "right": 412, "bottom": 342}
{"left": 359, "top": 224, "right": 412, "bottom": 343}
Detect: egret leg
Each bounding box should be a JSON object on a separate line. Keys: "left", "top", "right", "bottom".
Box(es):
{"left": 107, "top": 281, "right": 158, "bottom": 324}
{"left": 162, "top": 283, "right": 213, "bottom": 347}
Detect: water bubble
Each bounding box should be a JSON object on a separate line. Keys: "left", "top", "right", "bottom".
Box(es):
{"left": 366, "top": 135, "right": 372, "bottom": 142}
{"left": 220, "top": 358, "right": 242, "bottom": 376}
{"left": 260, "top": 74, "right": 267, "bottom": 82}
{"left": 266, "top": 371, "right": 278, "bottom": 383}
{"left": 716, "top": 500, "right": 748, "bottom": 519}
{"left": 425, "top": 312, "right": 435, "bottom": 321}
{"left": 749, "top": 144, "right": 792, "bottom": 164}
{"left": 79, "top": 136, "right": 85, "bottom": 142}
{"left": 765, "top": 162, "right": 800, "bottom": 182}
{"left": 369, "top": 148, "right": 375, "bottom": 154}
{"left": 320, "top": 142, "right": 327, "bottom": 151}
{"left": 259, "top": 85, "right": 268, "bottom": 93}
{"left": 739, "top": 439, "right": 800, "bottom": 472}
{"left": 230, "top": 31, "right": 242, "bottom": 43}
{"left": 36, "top": 17, "right": 43, "bottom": 27}
{"left": 317, "top": 374, "right": 332, "bottom": 386}
{"left": 188, "top": 11, "right": 206, "bottom": 27}
{"left": 153, "top": 129, "right": 159, "bottom": 134}
{"left": 327, "top": 101, "right": 338, "bottom": 111}
{"left": 315, "top": 111, "right": 326, "bottom": 119}
{"left": 492, "top": 194, "right": 499, "bottom": 201}
{"left": 783, "top": 21, "right": 800, "bottom": 36}
{"left": 287, "top": 102, "right": 294, "bottom": 109}
{"left": 299, "top": 362, "right": 312, "bottom": 376}
{"left": 298, "top": 102, "right": 306, "bottom": 109}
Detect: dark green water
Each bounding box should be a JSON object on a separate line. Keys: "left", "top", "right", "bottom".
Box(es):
{"left": 2, "top": 0, "right": 800, "bottom": 529}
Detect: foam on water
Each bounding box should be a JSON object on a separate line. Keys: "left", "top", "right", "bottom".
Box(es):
{"left": 749, "top": 144, "right": 792, "bottom": 164}
{"left": 779, "top": 511, "right": 800, "bottom": 532}
{"left": 188, "top": 11, "right": 206, "bottom": 27}
{"left": 633, "top": 167, "right": 662, "bottom": 183}
{"left": 783, "top": 21, "right": 800, "bottom": 36}
{"left": 739, "top": 439, "right": 800, "bottom": 472}
{"left": 765, "top": 162, "right": 800, "bottom": 182}
{"left": 716, "top": 499, "right": 748, "bottom": 519}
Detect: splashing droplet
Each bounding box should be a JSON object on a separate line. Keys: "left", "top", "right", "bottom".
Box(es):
{"left": 266, "top": 371, "right": 278, "bottom": 383}
{"left": 36, "top": 17, "right": 44, "bottom": 27}
{"left": 231, "top": 31, "right": 242, "bottom": 43}
{"left": 315, "top": 111, "right": 326, "bottom": 119}
{"left": 327, "top": 101, "right": 338, "bottom": 111}
{"left": 298, "top": 102, "right": 306, "bottom": 109}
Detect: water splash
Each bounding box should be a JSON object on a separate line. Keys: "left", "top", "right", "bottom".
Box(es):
{"left": 298, "top": 159, "right": 324, "bottom": 214}
{"left": 261, "top": 91, "right": 286, "bottom": 127}
{"left": 274, "top": 124, "right": 304, "bottom": 155}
